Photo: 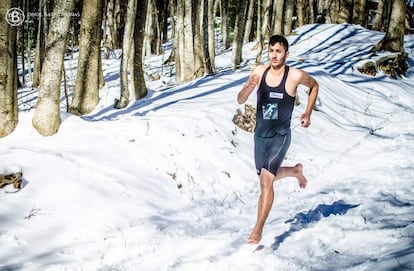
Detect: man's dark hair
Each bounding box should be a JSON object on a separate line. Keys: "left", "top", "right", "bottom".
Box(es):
{"left": 268, "top": 35, "right": 289, "bottom": 51}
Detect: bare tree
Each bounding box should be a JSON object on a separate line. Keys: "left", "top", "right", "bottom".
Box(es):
{"left": 144, "top": 0, "right": 163, "bottom": 56}
{"left": 337, "top": 0, "right": 353, "bottom": 23}
{"left": 114, "top": 0, "right": 123, "bottom": 49}
{"left": 169, "top": 0, "right": 177, "bottom": 40}
{"left": 194, "top": 0, "right": 205, "bottom": 77}
{"left": 372, "top": 0, "right": 389, "bottom": 31}
{"left": 232, "top": 0, "right": 248, "bottom": 69}
{"left": 324, "top": 0, "right": 339, "bottom": 24}
{"left": 220, "top": 0, "right": 230, "bottom": 49}
{"left": 32, "top": 0, "right": 48, "bottom": 88}
{"left": 256, "top": 0, "right": 272, "bottom": 64}
{"left": 308, "top": 0, "right": 316, "bottom": 24}
{"left": 154, "top": 0, "right": 166, "bottom": 52}
{"left": 199, "top": 0, "right": 216, "bottom": 75}
{"left": 283, "top": 0, "right": 294, "bottom": 35}
{"left": 175, "top": 0, "right": 200, "bottom": 81}
{"left": 256, "top": 0, "right": 262, "bottom": 44}
{"left": 296, "top": 0, "right": 306, "bottom": 26}
{"left": 353, "top": 0, "right": 368, "bottom": 26}
{"left": 104, "top": 0, "right": 116, "bottom": 54}
{"left": 133, "top": 0, "right": 149, "bottom": 100}
{"left": 202, "top": 0, "right": 214, "bottom": 75}
{"left": 273, "top": 0, "right": 284, "bottom": 35}
{"left": 115, "top": 0, "right": 137, "bottom": 109}
{"left": 373, "top": 0, "right": 406, "bottom": 52}
{"left": 158, "top": 0, "right": 169, "bottom": 43}
{"left": 69, "top": 0, "right": 104, "bottom": 115}
{"left": 0, "top": 0, "right": 18, "bottom": 137}
{"left": 244, "top": 0, "right": 255, "bottom": 43}
{"left": 32, "top": 0, "right": 76, "bottom": 136}
{"left": 207, "top": 0, "right": 216, "bottom": 72}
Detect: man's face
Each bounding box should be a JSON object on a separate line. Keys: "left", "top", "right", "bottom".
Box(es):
{"left": 268, "top": 42, "right": 288, "bottom": 68}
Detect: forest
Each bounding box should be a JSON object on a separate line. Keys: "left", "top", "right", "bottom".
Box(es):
{"left": 0, "top": 0, "right": 413, "bottom": 137}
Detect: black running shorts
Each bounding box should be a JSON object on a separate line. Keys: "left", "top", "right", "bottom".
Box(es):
{"left": 254, "top": 132, "right": 291, "bottom": 176}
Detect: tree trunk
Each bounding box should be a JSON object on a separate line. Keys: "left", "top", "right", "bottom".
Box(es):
{"left": 32, "top": 0, "right": 76, "bottom": 136}
{"left": 324, "top": 0, "right": 339, "bottom": 24}
{"left": 114, "top": 0, "right": 122, "bottom": 49}
{"left": 273, "top": 0, "right": 284, "bottom": 35}
{"left": 256, "top": 0, "right": 272, "bottom": 64}
{"left": 133, "top": 0, "right": 149, "bottom": 100}
{"left": 194, "top": 0, "right": 204, "bottom": 77}
{"left": 202, "top": 0, "right": 214, "bottom": 75}
{"left": 19, "top": 17, "right": 26, "bottom": 85}
{"left": 153, "top": 0, "right": 164, "bottom": 54}
{"left": 69, "top": 0, "right": 104, "bottom": 115}
{"left": 308, "top": 0, "right": 315, "bottom": 24}
{"left": 183, "top": 0, "right": 195, "bottom": 80}
{"left": 372, "top": 0, "right": 386, "bottom": 31}
{"left": 337, "top": 0, "right": 353, "bottom": 23}
{"left": 32, "top": 0, "right": 48, "bottom": 88}
{"left": 262, "top": 0, "right": 272, "bottom": 40}
{"left": 243, "top": 0, "right": 255, "bottom": 43}
{"left": 220, "top": 0, "right": 230, "bottom": 49}
{"left": 115, "top": 0, "right": 137, "bottom": 109}
{"left": 352, "top": 0, "right": 361, "bottom": 24}
{"left": 296, "top": 0, "right": 305, "bottom": 26}
{"left": 283, "top": 0, "right": 294, "bottom": 35}
{"left": 256, "top": 0, "right": 262, "bottom": 41}
{"left": 144, "top": 0, "right": 162, "bottom": 56}
{"left": 175, "top": 0, "right": 183, "bottom": 80}
{"left": 158, "top": 0, "right": 169, "bottom": 43}
{"left": 255, "top": 0, "right": 263, "bottom": 64}
{"left": 105, "top": 0, "right": 116, "bottom": 53}
{"left": 207, "top": 0, "right": 216, "bottom": 73}
{"left": 144, "top": 0, "right": 155, "bottom": 57}
{"left": 175, "top": 0, "right": 196, "bottom": 82}
{"left": 231, "top": 0, "right": 247, "bottom": 69}
{"left": 373, "top": 0, "right": 406, "bottom": 53}
{"left": 169, "top": 0, "right": 176, "bottom": 39}
{"left": 0, "top": 0, "right": 18, "bottom": 138}
{"left": 354, "top": 0, "right": 367, "bottom": 26}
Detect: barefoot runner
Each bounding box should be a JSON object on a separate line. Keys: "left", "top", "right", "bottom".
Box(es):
{"left": 237, "top": 35, "right": 319, "bottom": 244}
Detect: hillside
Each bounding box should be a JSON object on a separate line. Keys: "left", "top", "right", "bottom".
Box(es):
{"left": 1, "top": 23, "right": 414, "bottom": 271}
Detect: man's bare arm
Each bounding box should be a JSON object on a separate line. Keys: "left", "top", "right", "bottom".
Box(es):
{"left": 237, "top": 66, "right": 265, "bottom": 104}
{"left": 237, "top": 74, "right": 259, "bottom": 104}
{"left": 300, "top": 73, "right": 319, "bottom": 127}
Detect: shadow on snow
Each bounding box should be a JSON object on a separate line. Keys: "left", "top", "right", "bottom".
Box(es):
{"left": 85, "top": 70, "right": 247, "bottom": 121}
{"left": 271, "top": 200, "right": 360, "bottom": 250}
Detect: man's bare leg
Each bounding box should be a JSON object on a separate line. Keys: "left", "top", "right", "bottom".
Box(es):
{"left": 247, "top": 168, "right": 275, "bottom": 244}
{"left": 276, "top": 163, "right": 307, "bottom": 188}
{"left": 246, "top": 164, "right": 307, "bottom": 244}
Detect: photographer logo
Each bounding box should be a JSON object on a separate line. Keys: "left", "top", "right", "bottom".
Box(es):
{"left": 6, "top": 8, "right": 25, "bottom": 26}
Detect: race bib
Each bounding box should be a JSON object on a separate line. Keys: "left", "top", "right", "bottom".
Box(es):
{"left": 269, "top": 92, "right": 283, "bottom": 99}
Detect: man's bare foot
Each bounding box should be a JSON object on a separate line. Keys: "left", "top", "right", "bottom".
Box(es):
{"left": 295, "top": 163, "right": 307, "bottom": 189}
{"left": 246, "top": 232, "right": 261, "bottom": 244}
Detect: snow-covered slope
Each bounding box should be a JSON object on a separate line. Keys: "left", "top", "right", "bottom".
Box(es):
{"left": 1, "top": 23, "right": 413, "bottom": 271}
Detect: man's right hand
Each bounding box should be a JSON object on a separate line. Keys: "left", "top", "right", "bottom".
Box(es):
{"left": 237, "top": 69, "right": 263, "bottom": 104}
{"left": 246, "top": 74, "right": 260, "bottom": 91}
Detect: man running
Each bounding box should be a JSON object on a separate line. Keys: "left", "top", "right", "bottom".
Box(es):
{"left": 237, "top": 35, "right": 319, "bottom": 244}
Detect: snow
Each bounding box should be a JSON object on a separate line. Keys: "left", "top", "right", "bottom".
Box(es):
{"left": 1, "top": 23, "right": 414, "bottom": 271}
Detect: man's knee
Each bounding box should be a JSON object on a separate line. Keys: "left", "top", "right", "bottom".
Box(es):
{"left": 260, "top": 168, "right": 275, "bottom": 188}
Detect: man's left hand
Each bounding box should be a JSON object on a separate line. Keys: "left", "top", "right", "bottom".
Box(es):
{"left": 300, "top": 113, "right": 311, "bottom": 128}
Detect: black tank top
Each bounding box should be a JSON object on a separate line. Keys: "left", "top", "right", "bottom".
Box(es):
{"left": 255, "top": 66, "right": 295, "bottom": 138}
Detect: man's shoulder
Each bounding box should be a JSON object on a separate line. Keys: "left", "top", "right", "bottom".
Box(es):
{"left": 287, "top": 66, "right": 306, "bottom": 79}
{"left": 253, "top": 64, "right": 269, "bottom": 72}
{"left": 252, "top": 64, "right": 268, "bottom": 75}
{"left": 287, "top": 65, "right": 300, "bottom": 73}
